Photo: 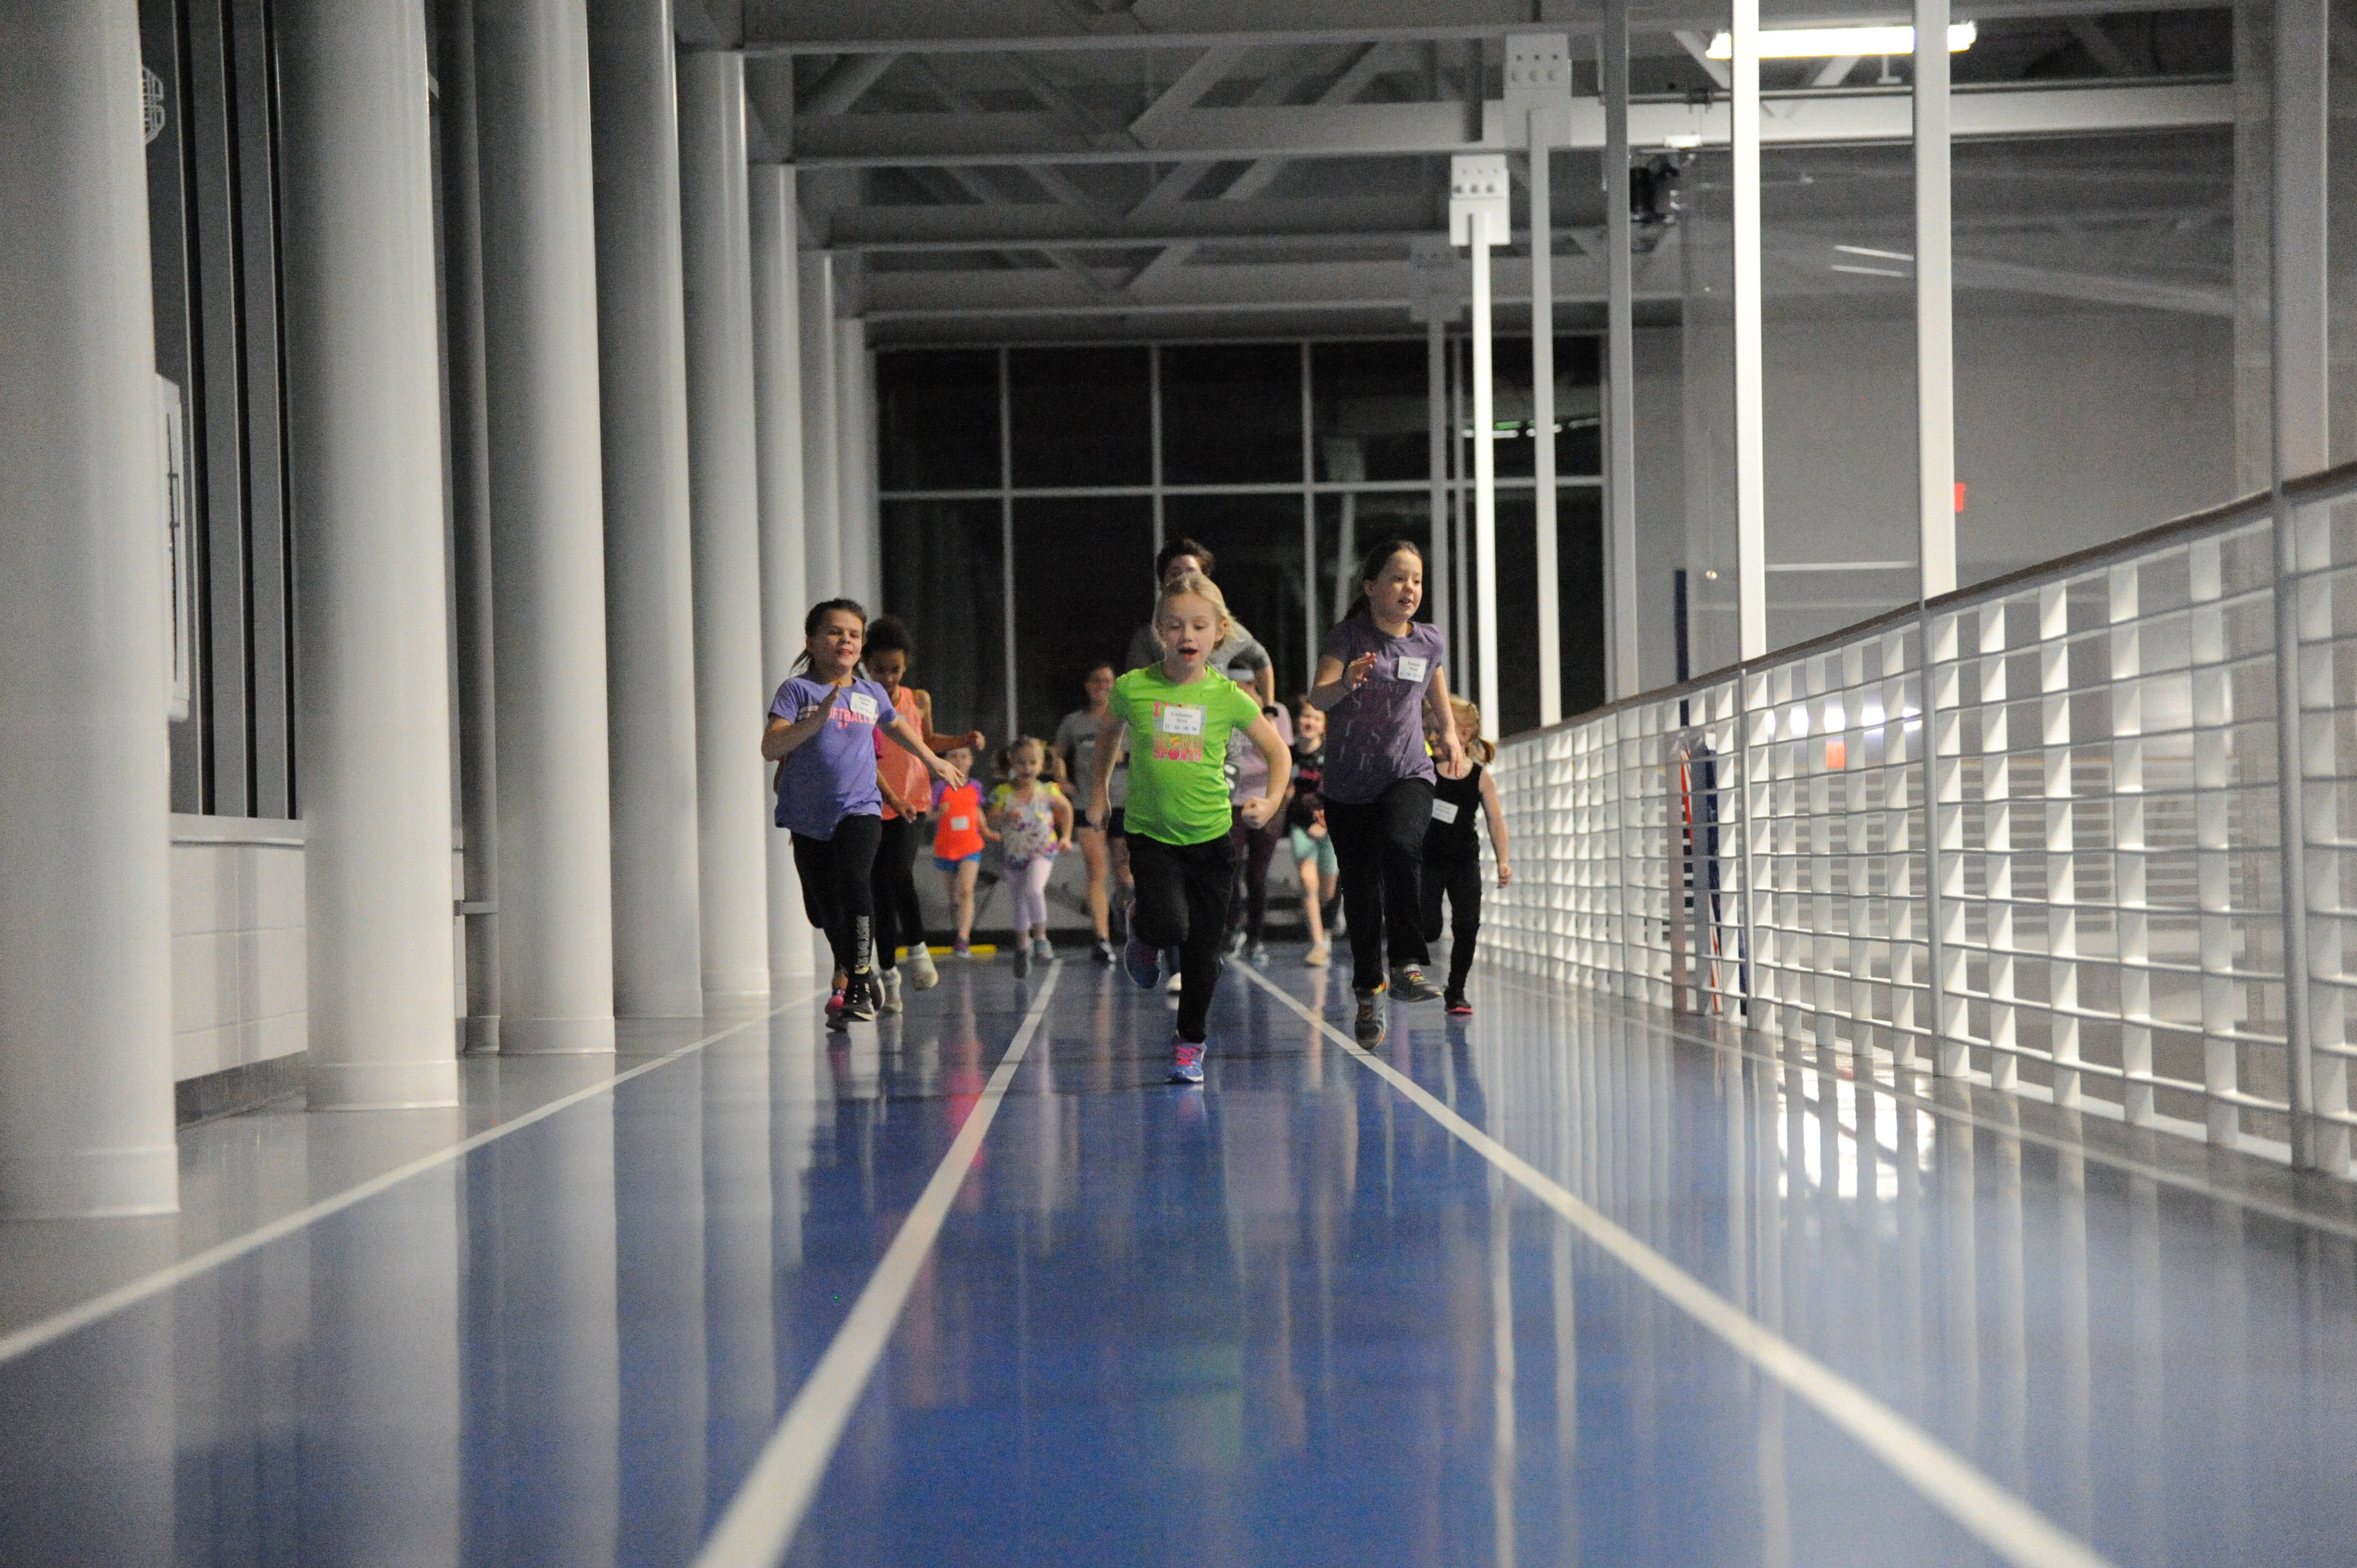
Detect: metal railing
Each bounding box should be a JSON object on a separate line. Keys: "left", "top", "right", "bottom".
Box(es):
{"left": 1483, "top": 461, "right": 2357, "bottom": 1175}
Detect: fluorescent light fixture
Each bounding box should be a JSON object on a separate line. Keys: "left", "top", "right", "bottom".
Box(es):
{"left": 1835, "top": 244, "right": 1915, "bottom": 261}
{"left": 1706, "top": 21, "right": 1976, "bottom": 59}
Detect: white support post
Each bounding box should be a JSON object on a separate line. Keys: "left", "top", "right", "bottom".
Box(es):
{"left": 1409, "top": 236, "right": 1461, "bottom": 668}
{"left": 1732, "top": 0, "right": 1767, "bottom": 661}
{"left": 1604, "top": 1, "right": 1641, "bottom": 699}
{"left": 1507, "top": 34, "right": 1572, "bottom": 725}
{"left": 1453, "top": 153, "right": 1510, "bottom": 734}
{"left": 834, "top": 316, "right": 871, "bottom": 608}
{"left": 1915, "top": 0, "right": 1958, "bottom": 601}
{"left": 798, "top": 251, "right": 840, "bottom": 601}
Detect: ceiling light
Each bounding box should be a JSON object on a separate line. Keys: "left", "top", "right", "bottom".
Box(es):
{"left": 1706, "top": 22, "right": 1977, "bottom": 59}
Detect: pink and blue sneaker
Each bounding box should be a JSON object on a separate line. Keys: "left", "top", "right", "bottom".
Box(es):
{"left": 1168, "top": 1039, "right": 1206, "bottom": 1085}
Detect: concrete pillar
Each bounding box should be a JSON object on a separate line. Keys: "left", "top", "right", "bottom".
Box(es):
{"left": 799, "top": 252, "right": 842, "bottom": 601}
{"left": 835, "top": 317, "right": 871, "bottom": 606}
{"left": 0, "top": 2, "right": 177, "bottom": 1216}
{"left": 278, "top": 0, "right": 462, "bottom": 1110}
{"left": 1914, "top": 0, "right": 1958, "bottom": 600}
{"left": 477, "top": 0, "right": 618, "bottom": 1054}
{"left": 680, "top": 51, "right": 773, "bottom": 1015}
{"left": 589, "top": 0, "right": 703, "bottom": 1024}
{"left": 752, "top": 165, "right": 817, "bottom": 987}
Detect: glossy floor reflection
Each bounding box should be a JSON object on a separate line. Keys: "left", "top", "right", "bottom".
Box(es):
{"left": 7, "top": 956, "right": 2357, "bottom": 1564}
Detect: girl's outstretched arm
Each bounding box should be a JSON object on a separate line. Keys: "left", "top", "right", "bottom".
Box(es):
{"left": 1479, "top": 766, "right": 1513, "bottom": 886}
{"left": 882, "top": 713, "right": 966, "bottom": 787}
{"left": 762, "top": 686, "right": 840, "bottom": 761}
{"left": 1308, "top": 653, "right": 1376, "bottom": 711}
{"left": 1090, "top": 710, "right": 1125, "bottom": 821}
{"left": 1237, "top": 714, "right": 1293, "bottom": 828}
{"left": 1050, "top": 790, "right": 1075, "bottom": 850}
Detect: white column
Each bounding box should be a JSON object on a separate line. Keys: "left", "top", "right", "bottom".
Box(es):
{"left": 752, "top": 166, "right": 817, "bottom": 987}
{"left": 279, "top": 0, "right": 461, "bottom": 1108}
{"left": 1604, "top": 0, "right": 1641, "bottom": 699}
{"left": 799, "top": 252, "right": 842, "bottom": 601}
{"left": 1471, "top": 224, "right": 1501, "bottom": 730}
{"left": 679, "top": 52, "right": 773, "bottom": 1016}
{"left": 834, "top": 316, "right": 872, "bottom": 607}
{"left": 1530, "top": 131, "right": 1562, "bottom": 726}
{"left": 2274, "top": 0, "right": 2329, "bottom": 478}
{"left": 1426, "top": 317, "right": 1450, "bottom": 664}
{"left": 477, "top": 0, "right": 618, "bottom": 1054}
{"left": 0, "top": 1, "right": 178, "bottom": 1215}
{"left": 1915, "top": 0, "right": 1958, "bottom": 600}
{"left": 1732, "top": 0, "right": 1768, "bottom": 659}
{"left": 588, "top": 0, "right": 703, "bottom": 1024}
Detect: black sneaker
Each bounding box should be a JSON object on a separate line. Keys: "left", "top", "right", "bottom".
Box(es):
{"left": 1352, "top": 984, "right": 1387, "bottom": 1044}
{"left": 840, "top": 971, "right": 879, "bottom": 1022}
{"left": 1387, "top": 964, "right": 1444, "bottom": 1003}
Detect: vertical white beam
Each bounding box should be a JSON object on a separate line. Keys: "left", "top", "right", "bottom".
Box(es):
{"left": 1732, "top": 0, "right": 1768, "bottom": 660}
{"left": 751, "top": 164, "right": 816, "bottom": 986}
{"left": 1452, "top": 341, "right": 1470, "bottom": 687}
{"left": 1473, "top": 220, "right": 1501, "bottom": 728}
{"left": 0, "top": 2, "right": 178, "bottom": 1213}
{"left": 833, "top": 316, "right": 869, "bottom": 607}
{"left": 798, "top": 251, "right": 840, "bottom": 600}
{"left": 1604, "top": 1, "right": 1641, "bottom": 698}
{"left": 1301, "top": 339, "right": 1317, "bottom": 683}
{"left": 280, "top": 0, "right": 462, "bottom": 1107}
{"left": 680, "top": 50, "right": 772, "bottom": 1015}
{"left": 999, "top": 348, "right": 1017, "bottom": 740}
{"left": 476, "top": 0, "right": 618, "bottom": 1055}
{"left": 1530, "top": 133, "right": 1562, "bottom": 725}
{"left": 1915, "top": 0, "right": 1958, "bottom": 600}
{"left": 1427, "top": 317, "right": 1451, "bottom": 666}
{"left": 589, "top": 0, "right": 703, "bottom": 1025}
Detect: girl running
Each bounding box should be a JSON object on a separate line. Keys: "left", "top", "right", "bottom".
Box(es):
{"left": 1286, "top": 697, "right": 1339, "bottom": 967}
{"left": 1422, "top": 697, "right": 1511, "bottom": 1015}
{"left": 930, "top": 743, "right": 993, "bottom": 958}
{"left": 765, "top": 600, "right": 965, "bottom": 1025}
{"left": 1308, "top": 540, "right": 1466, "bottom": 1043}
{"left": 1054, "top": 662, "right": 1123, "bottom": 964}
{"left": 1092, "top": 572, "right": 1290, "bottom": 1085}
{"left": 989, "top": 736, "right": 1074, "bottom": 978}
{"left": 864, "top": 616, "right": 984, "bottom": 1004}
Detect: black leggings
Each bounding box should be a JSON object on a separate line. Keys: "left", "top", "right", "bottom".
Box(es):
{"left": 1128, "top": 833, "right": 1237, "bottom": 1045}
{"left": 792, "top": 814, "right": 882, "bottom": 978}
{"left": 1225, "top": 809, "right": 1280, "bottom": 941}
{"left": 1420, "top": 848, "right": 1483, "bottom": 994}
{"left": 1325, "top": 777, "right": 1434, "bottom": 983}
{"left": 871, "top": 813, "right": 926, "bottom": 970}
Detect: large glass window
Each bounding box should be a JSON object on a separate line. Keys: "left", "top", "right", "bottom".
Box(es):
{"left": 1009, "top": 347, "right": 1150, "bottom": 488}
{"left": 1311, "top": 341, "right": 1428, "bottom": 482}
{"left": 1161, "top": 344, "right": 1300, "bottom": 485}
{"left": 876, "top": 349, "right": 999, "bottom": 492}
{"left": 880, "top": 499, "right": 1005, "bottom": 744}
{"left": 1161, "top": 495, "right": 1311, "bottom": 701}
{"left": 1010, "top": 496, "right": 1154, "bottom": 745}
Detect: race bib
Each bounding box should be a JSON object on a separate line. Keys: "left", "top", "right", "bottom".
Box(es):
{"left": 1158, "top": 704, "right": 1206, "bottom": 737}
{"left": 950, "top": 814, "right": 970, "bottom": 831}
{"left": 1430, "top": 799, "right": 1460, "bottom": 825}
{"left": 847, "top": 692, "right": 879, "bottom": 722}
{"left": 1395, "top": 656, "right": 1429, "bottom": 683}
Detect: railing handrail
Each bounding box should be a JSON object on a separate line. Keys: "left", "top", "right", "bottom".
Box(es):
{"left": 1496, "top": 455, "right": 2357, "bottom": 750}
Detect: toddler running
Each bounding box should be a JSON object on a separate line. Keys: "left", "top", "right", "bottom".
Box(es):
{"left": 1286, "top": 697, "right": 1339, "bottom": 966}
{"left": 989, "top": 736, "right": 1073, "bottom": 978}
{"left": 931, "top": 744, "right": 994, "bottom": 958}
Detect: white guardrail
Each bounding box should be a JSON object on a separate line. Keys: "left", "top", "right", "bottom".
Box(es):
{"left": 1483, "top": 462, "right": 2357, "bottom": 1175}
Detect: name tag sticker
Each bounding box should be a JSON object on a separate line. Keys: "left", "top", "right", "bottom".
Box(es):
{"left": 1430, "top": 799, "right": 1461, "bottom": 825}
{"left": 1395, "top": 656, "right": 1430, "bottom": 683}
{"left": 950, "top": 814, "right": 970, "bottom": 831}
{"left": 847, "top": 692, "right": 879, "bottom": 721}
{"left": 1159, "top": 705, "right": 1206, "bottom": 737}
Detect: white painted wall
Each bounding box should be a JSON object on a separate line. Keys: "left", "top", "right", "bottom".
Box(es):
{"left": 170, "top": 817, "right": 306, "bottom": 1082}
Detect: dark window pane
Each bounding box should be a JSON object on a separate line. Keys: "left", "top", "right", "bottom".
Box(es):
{"left": 1161, "top": 495, "right": 1309, "bottom": 700}
{"left": 1010, "top": 496, "right": 1155, "bottom": 746}
{"left": 1162, "top": 344, "right": 1300, "bottom": 485}
{"left": 1009, "top": 347, "right": 1150, "bottom": 488}
{"left": 1456, "top": 336, "right": 1603, "bottom": 481}
{"left": 1311, "top": 341, "right": 1429, "bottom": 482}
{"left": 1480, "top": 487, "right": 1606, "bottom": 739}
{"left": 881, "top": 499, "right": 1006, "bottom": 742}
{"left": 877, "top": 350, "right": 1000, "bottom": 491}
{"left": 1313, "top": 493, "right": 1434, "bottom": 644}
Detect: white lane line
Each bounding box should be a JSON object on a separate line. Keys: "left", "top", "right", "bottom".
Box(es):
{"left": 694, "top": 963, "right": 1064, "bottom": 1568}
{"left": 1236, "top": 964, "right": 2114, "bottom": 1568}
{"left": 0, "top": 989, "right": 827, "bottom": 1370}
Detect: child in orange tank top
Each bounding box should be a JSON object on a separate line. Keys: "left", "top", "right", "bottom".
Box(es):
{"left": 929, "top": 744, "right": 994, "bottom": 955}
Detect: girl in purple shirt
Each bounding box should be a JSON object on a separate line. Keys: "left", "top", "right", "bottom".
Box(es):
{"left": 1308, "top": 540, "right": 1468, "bottom": 1043}
{"left": 764, "top": 600, "right": 965, "bottom": 1024}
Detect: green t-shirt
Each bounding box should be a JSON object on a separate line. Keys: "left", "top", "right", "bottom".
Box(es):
{"left": 1110, "top": 664, "right": 1263, "bottom": 846}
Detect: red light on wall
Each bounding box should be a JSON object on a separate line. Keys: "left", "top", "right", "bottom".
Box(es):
{"left": 1954, "top": 481, "right": 1968, "bottom": 513}
{"left": 1825, "top": 738, "right": 1846, "bottom": 771}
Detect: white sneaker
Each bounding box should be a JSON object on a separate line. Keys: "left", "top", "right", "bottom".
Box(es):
{"left": 879, "top": 968, "right": 903, "bottom": 1014}
{"left": 907, "top": 946, "right": 939, "bottom": 989}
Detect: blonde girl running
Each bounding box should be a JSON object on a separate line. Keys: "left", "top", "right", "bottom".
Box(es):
{"left": 989, "top": 736, "right": 1074, "bottom": 978}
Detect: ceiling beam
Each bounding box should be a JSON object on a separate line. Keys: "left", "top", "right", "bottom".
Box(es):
{"left": 803, "top": 51, "right": 900, "bottom": 115}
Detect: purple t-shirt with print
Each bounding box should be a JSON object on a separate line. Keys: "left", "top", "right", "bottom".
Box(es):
{"left": 1318, "top": 616, "right": 1444, "bottom": 805}
{"left": 770, "top": 674, "right": 893, "bottom": 839}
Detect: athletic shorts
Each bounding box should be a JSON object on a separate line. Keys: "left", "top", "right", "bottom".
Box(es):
{"left": 933, "top": 852, "right": 981, "bottom": 873}
{"left": 1288, "top": 827, "right": 1339, "bottom": 879}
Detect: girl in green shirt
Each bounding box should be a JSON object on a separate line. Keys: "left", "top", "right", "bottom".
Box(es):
{"left": 1090, "top": 572, "right": 1290, "bottom": 1084}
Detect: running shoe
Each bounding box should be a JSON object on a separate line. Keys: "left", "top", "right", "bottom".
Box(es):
{"left": 1124, "top": 931, "right": 1161, "bottom": 989}
{"left": 1248, "top": 941, "right": 1269, "bottom": 967}
{"left": 1445, "top": 991, "right": 1474, "bottom": 1017}
{"left": 1304, "top": 941, "right": 1329, "bottom": 968}
{"left": 881, "top": 968, "right": 904, "bottom": 1015}
{"left": 907, "top": 946, "right": 940, "bottom": 990}
{"left": 1352, "top": 984, "right": 1387, "bottom": 1044}
{"left": 1032, "top": 937, "right": 1053, "bottom": 961}
{"left": 953, "top": 941, "right": 971, "bottom": 960}
{"left": 1387, "top": 964, "right": 1444, "bottom": 1003}
{"left": 1168, "top": 1040, "right": 1206, "bottom": 1085}
{"left": 841, "top": 972, "right": 879, "bottom": 1023}
{"left": 824, "top": 986, "right": 848, "bottom": 1027}
{"left": 1092, "top": 937, "right": 1116, "bottom": 965}
{"left": 1013, "top": 941, "right": 1031, "bottom": 979}
{"left": 1222, "top": 927, "right": 1247, "bottom": 959}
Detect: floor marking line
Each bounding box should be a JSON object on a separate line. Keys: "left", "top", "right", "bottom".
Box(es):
{"left": 0, "top": 988, "right": 827, "bottom": 1370}
{"left": 694, "top": 963, "right": 1064, "bottom": 1568}
{"left": 1495, "top": 968, "right": 2357, "bottom": 1247}
{"left": 1236, "top": 963, "right": 2115, "bottom": 1568}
